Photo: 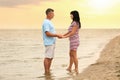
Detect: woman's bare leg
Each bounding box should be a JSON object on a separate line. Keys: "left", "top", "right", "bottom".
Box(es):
{"left": 72, "top": 50, "right": 79, "bottom": 73}
{"left": 67, "top": 51, "right": 74, "bottom": 72}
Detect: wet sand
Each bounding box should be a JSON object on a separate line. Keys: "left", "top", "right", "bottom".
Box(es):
{"left": 61, "top": 35, "right": 120, "bottom": 80}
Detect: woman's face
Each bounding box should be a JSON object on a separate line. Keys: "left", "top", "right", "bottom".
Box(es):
{"left": 70, "top": 14, "right": 73, "bottom": 20}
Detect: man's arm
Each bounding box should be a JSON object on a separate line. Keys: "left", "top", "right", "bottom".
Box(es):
{"left": 45, "top": 31, "right": 62, "bottom": 38}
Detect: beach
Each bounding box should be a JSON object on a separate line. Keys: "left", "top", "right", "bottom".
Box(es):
{"left": 0, "top": 29, "right": 120, "bottom": 80}
{"left": 62, "top": 35, "right": 120, "bottom": 80}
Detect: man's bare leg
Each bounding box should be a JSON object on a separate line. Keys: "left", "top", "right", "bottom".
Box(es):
{"left": 44, "top": 58, "right": 50, "bottom": 74}
{"left": 48, "top": 58, "right": 53, "bottom": 71}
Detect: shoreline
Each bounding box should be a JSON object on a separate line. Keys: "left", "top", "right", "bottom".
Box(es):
{"left": 75, "top": 35, "right": 120, "bottom": 80}
{"left": 61, "top": 35, "right": 120, "bottom": 80}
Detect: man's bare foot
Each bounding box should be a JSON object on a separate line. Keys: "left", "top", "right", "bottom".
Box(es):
{"left": 44, "top": 71, "right": 51, "bottom": 75}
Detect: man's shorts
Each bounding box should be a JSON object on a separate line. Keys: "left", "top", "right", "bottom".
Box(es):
{"left": 45, "top": 44, "right": 55, "bottom": 59}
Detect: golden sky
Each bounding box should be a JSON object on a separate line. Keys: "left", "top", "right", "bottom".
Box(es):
{"left": 0, "top": 0, "right": 120, "bottom": 29}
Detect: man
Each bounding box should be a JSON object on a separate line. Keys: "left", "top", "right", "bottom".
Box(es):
{"left": 42, "top": 8, "right": 62, "bottom": 74}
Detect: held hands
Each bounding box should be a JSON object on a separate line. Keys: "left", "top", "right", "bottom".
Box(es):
{"left": 56, "top": 34, "right": 66, "bottom": 39}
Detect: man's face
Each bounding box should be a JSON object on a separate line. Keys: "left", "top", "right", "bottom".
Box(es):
{"left": 48, "top": 11, "right": 54, "bottom": 19}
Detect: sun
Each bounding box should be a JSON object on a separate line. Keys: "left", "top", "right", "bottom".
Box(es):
{"left": 89, "top": 0, "right": 114, "bottom": 12}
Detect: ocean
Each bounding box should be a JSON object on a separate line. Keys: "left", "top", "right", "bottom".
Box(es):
{"left": 0, "top": 29, "right": 120, "bottom": 80}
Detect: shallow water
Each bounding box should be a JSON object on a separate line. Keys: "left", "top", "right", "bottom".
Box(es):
{"left": 0, "top": 29, "right": 120, "bottom": 80}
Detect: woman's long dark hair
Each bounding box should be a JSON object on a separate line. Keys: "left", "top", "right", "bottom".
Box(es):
{"left": 70, "top": 10, "right": 81, "bottom": 28}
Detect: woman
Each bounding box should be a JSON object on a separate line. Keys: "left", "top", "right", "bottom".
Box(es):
{"left": 63, "top": 10, "right": 81, "bottom": 73}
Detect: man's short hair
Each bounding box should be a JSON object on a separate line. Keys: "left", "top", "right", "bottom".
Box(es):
{"left": 46, "top": 8, "right": 54, "bottom": 15}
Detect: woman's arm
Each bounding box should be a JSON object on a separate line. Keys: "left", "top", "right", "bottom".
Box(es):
{"left": 63, "top": 25, "right": 78, "bottom": 38}
{"left": 63, "top": 32, "right": 70, "bottom": 36}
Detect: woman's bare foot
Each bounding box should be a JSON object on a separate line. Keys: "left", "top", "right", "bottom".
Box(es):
{"left": 66, "top": 68, "right": 71, "bottom": 72}
{"left": 74, "top": 69, "right": 79, "bottom": 74}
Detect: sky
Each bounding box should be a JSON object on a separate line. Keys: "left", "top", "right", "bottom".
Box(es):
{"left": 0, "top": 0, "right": 120, "bottom": 29}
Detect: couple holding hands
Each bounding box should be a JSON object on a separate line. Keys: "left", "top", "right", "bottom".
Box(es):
{"left": 42, "top": 8, "right": 81, "bottom": 74}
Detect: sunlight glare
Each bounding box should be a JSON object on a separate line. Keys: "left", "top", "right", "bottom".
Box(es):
{"left": 89, "top": 0, "right": 114, "bottom": 11}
